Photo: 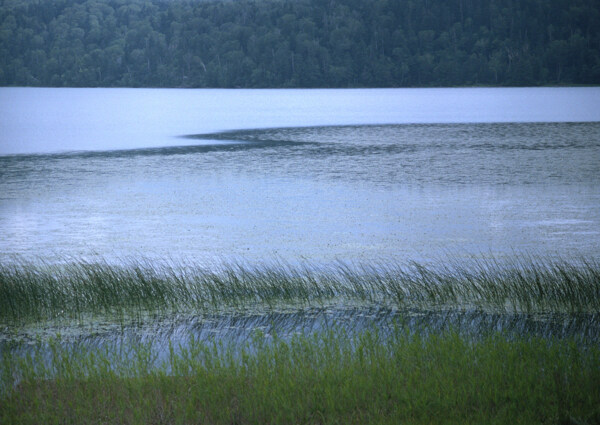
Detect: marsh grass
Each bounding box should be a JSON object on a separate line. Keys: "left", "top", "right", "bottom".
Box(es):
{"left": 1, "top": 257, "right": 599, "bottom": 323}
{"left": 1, "top": 326, "right": 599, "bottom": 424}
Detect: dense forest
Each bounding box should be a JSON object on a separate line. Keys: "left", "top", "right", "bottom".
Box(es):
{"left": 1, "top": 0, "right": 599, "bottom": 87}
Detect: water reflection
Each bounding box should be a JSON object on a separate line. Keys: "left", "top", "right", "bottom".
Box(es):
{"left": 2, "top": 307, "right": 598, "bottom": 370}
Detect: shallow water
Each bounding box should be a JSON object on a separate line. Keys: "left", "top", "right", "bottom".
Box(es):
{"left": 2, "top": 308, "right": 598, "bottom": 373}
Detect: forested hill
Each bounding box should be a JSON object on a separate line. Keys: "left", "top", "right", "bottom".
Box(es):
{"left": 1, "top": 0, "right": 599, "bottom": 88}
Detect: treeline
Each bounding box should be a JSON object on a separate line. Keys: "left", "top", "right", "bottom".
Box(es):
{"left": 1, "top": 0, "right": 599, "bottom": 87}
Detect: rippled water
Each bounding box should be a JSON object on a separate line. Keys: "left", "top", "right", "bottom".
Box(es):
{"left": 189, "top": 122, "right": 600, "bottom": 186}
{"left": 1, "top": 121, "right": 599, "bottom": 263}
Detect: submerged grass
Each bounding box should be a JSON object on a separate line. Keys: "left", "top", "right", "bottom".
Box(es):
{"left": 2, "top": 326, "right": 599, "bottom": 424}
{"left": 1, "top": 256, "right": 600, "bottom": 323}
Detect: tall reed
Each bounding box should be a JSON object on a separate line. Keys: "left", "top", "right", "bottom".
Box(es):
{"left": 1, "top": 256, "right": 599, "bottom": 323}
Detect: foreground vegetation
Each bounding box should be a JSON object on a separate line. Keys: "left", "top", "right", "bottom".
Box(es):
{"left": 1, "top": 257, "right": 599, "bottom": 323}
{"left": 1, "top": 0, "right": 599, "bottom": 87}
{"left": 2, "top": 258, "right": 598, "bottom": 423}
{"left": 2, "top": 327, "right": 599, "bottom": 424}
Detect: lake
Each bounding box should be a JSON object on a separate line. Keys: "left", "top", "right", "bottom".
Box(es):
{"left": 1, "top": 87, "right": 599, "bottom": 264}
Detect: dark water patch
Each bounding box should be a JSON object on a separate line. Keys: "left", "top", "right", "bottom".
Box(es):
{"left": 182, "top": 122, "right": 600, "bottom": 186}
{"left": 187, "top": 122, "right": 600, "bottom": 149}
{"left": 0, "top": 140, "right": 263, "bottom": 162}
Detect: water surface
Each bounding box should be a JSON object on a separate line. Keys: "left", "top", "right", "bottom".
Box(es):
{"left": 0, "top": 88, "right": 599, "bottom": 264}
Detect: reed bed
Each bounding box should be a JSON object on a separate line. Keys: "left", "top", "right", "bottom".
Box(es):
{"left": 1, "top": 256, "right": 599, "bottom": 323}
{"left": 2, "top": 326, "right": 599, "bottom": 424}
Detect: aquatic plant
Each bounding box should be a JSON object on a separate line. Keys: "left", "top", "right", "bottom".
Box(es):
{"left": 0, "top": 256, "right": 599, "bottom": 323}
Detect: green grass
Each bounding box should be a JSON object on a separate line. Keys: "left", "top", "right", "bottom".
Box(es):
{"left": 2, "top": 326, "right": 599, "bottom": 424}
{"left": 1, "top": 257, "right": 599, "bottom": 323}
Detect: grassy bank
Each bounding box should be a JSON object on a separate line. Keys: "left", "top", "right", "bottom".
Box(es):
{"left": 1, "top": 257, "right": 599, "bottom": 323}
{"left": 2, "top": 327, "right": 599, "bottom": 425}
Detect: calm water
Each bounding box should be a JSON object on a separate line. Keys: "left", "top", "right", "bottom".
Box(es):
{"left": 1, "top": 87, "right": 599, "bottom": 264}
